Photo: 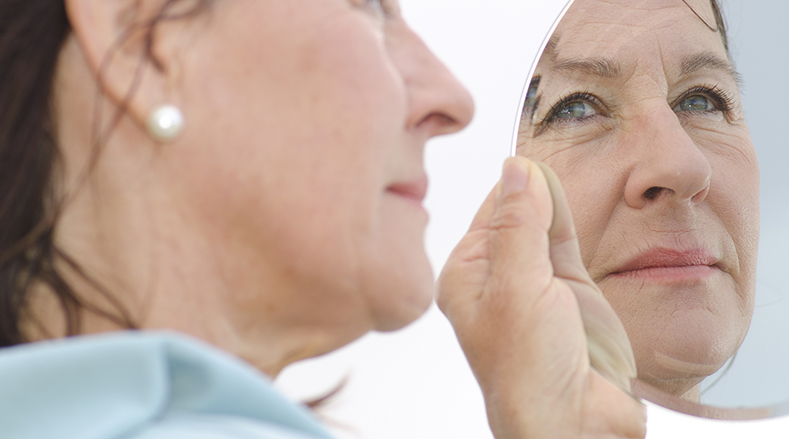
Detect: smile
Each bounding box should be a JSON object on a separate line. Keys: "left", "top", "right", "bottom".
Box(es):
{"left": 608, "top": 248, "right": 722, "bottom": 283}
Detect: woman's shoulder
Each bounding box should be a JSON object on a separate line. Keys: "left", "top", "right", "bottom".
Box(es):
{"left": 0, "top": 331, "right": 333, "bottom": 439}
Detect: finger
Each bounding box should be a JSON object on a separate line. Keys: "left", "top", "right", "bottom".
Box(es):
{"left": 536, "top": 162, "right": 637, "bottom": 389}
{"left": 578, "top": 281, "right": 638, "bottom": 391}
{"left": 485, "top": 156, "right": 555, "bottom": 306}
{"left": 534, "top": 161, "right": 589, "bottom": 284}
{"left": 439, "top": 157, "right": 553, "bottom": 323}
{"left": 436, "top": 182, "right": 498, "bottom": 320}
{"left": 468, "top": 184, "right": 499, "bottom": 232}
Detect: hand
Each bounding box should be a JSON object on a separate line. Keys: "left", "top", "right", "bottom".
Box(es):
{"left": 437, "top": 157, "right": 646, "bottom": 439}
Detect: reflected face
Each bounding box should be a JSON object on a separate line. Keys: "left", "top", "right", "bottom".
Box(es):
{"left": 517, "top": 0, "right": 759, "bottom": 398}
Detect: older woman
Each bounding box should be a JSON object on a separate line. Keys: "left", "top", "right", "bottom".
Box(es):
{"left": 0, "top": 0, "right": 645, "bottom": 438}
{"left": 516, "top": 0, "right": 758, "bottom": 403}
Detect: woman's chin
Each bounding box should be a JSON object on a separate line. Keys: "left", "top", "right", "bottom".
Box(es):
{"left": 359, "top": 228, "right": 436, "bottom": 332}
{"left": 371, "top": 283, "right": 434, "bottom": 332}
{"left": 635, "top": 361, "right": 712, "bottom": 399}
{"left": 624, "top": 303, "right": 748, "bottom": 390}
{"left": 633, "top": 339, "right": 731, "bottom": 398}
{"left": 650, "top": 350, "right": 726, "bottom": 379}
{"left": 365, "top": 264, "right": 435, "bottom": 332}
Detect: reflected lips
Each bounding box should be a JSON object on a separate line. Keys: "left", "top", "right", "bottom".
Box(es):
{"left": 610, "top": 248, "right": 720, "bottom": 282}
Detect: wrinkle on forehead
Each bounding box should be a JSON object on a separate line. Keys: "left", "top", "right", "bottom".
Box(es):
{"left": 540, "top": 0, "right": 729, "bottom": 84}
{"left": 523, "top": 0, "right": 739, "bottom": 136}
{"left": 546, "top": 0, "right": 722, "bottom": 56}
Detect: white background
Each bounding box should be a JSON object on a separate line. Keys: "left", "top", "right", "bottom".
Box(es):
{"left": 275, "top": 0, "right": 789, "bottom": 437}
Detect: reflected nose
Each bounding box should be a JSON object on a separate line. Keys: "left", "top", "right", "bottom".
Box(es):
{"left": 392, "top": 23, "right": 475, "bottom": 137}
{"left": 623, "top": 108, "right": 712, "bottom": 209}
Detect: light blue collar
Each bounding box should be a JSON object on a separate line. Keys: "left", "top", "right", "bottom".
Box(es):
{"left": 0, "top": 331, "right": 333, "bottom": 439}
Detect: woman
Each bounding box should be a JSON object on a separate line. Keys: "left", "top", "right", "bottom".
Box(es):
{"left": 516, "top": 0, "right": 759, "bottom": 403}
{"left": 0, "top": 0, "right": 645, "bottom": 438}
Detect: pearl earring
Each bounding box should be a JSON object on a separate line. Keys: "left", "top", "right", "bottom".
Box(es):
{"left": 146, "top": 105, "right": 184, "bottom": 142}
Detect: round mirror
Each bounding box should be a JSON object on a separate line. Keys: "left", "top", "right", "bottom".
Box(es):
{"left": 513, "top": 0, "right": 789, "bottom": 418}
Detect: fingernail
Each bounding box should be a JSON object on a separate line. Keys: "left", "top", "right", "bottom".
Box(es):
{"left": 501, "top": 158, "right": 530, "bottom": 197}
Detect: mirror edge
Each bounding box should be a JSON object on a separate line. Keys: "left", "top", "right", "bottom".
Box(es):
{"left": 509, "top": 0, "right": 576, "bottom": 157}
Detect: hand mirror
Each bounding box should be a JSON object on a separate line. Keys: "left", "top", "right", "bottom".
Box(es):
{"left": 513, "top": 0, "right": 789, "bottom": 419}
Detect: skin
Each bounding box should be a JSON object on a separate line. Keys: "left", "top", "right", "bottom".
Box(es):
{"left": 516, "top": 0, "right": 759, "bottom": 399}
{"left": 36, "top": 0, "right": 474, "bottom": 376}
{"left": 24, "top": 0, "right": 648, "bottom": 436}
{"left": 439, "top": 157, "right": 646, "bottom": 438}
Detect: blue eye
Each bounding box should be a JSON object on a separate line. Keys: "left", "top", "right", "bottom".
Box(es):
{"left": 537, "top": 91, "right": 606, "bottom": 132}
{"left": 672, "top": 86, "right": 737, "bottom": 115}
{"left": 555, "top": 101, "right": 598, "bottom": 119}
{"left": 675, "top": 95, "right": 715, "bottom": 112}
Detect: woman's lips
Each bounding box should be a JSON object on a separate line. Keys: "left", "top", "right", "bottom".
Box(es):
{"left": 608, "top": 248, "right": 721, "bottom": 282}
{"left": 386, "top": 177, "right": 428, "bottom": 206}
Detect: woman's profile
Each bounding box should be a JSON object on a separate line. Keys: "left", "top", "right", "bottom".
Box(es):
{"left": 516, "top": 0, "right": 759, "bottom": 404}
{"left": 0, "top": 1, "right": 645, "bottom": 438}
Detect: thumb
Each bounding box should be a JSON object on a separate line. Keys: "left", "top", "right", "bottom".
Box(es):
{"left": 535, "top": 161, "right": 638, "bottom": 391}
{"left": 436, "top": 156, "right": 552, "bottom": 322}
{"left": 486, "top": 156, "right": 555, "bottom": 303}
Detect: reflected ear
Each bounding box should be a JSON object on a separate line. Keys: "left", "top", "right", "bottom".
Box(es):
{"left": 63, "top": 0, "right": 187, "bottom": 130}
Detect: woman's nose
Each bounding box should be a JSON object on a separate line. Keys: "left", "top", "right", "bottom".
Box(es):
{"left": 623, "top": 108, "right": 712, "bottom": 209}
{"left": 391, "top": 23, "right": 475, "bottom": 138}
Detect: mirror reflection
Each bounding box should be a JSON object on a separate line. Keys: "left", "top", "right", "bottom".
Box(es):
{"left": 515, "top": 0, "right": 769, "bottom": 415}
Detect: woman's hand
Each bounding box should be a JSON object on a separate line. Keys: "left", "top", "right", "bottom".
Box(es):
{"left": 437, "top": 157, "right": 647, "bottom": 439}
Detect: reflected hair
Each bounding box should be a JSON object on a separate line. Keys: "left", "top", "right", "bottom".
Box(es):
{"left": 708, "top": 0, "right": 730, "bottom": 56}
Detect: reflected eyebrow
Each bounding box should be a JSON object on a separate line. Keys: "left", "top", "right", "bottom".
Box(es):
{"left": 544, "top": 34, "right": 622, "bottom": 79}
{"left": 551, "top": 57, "right": 622, "bottom": 78}
{"left": 680, "top": 51, "right": 742, "bottom": 85}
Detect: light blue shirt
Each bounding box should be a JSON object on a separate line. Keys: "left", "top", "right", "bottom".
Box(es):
{"left": 0, "top": 331, "right": 335, "bottom": 439}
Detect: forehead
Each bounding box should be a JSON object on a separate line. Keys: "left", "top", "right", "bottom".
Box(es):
{"left": 543, "top": 0, "right": 727, "bottom": 78}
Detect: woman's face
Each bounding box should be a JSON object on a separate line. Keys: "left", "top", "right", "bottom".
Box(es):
{"left": 157, "top": 0, "right": 472, "bottom": 335}
{"left": 516, "top": 0, "right": 758, "bottom": 397}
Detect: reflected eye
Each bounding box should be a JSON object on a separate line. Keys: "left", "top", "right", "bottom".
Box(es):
{"left": 555, "top": 101, "right": 598, "bottom": 119}
{"left": 533, "top": 91, "right": 607, "bottom": 135}
{"left": 675, "top": 95, "right": 715, "bottom": 112}
{"left": 671, "top": 86, "right": 735, "bottom": 117}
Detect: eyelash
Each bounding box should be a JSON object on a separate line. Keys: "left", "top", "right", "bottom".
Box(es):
{"left": 673, "top": 85, "right": 735, "bottom": 115}
{"left": 536, "top": 84, "right": 736, "bottom": 130}
{"left": 535, "top": 90, "right": 605, "bottom": 131}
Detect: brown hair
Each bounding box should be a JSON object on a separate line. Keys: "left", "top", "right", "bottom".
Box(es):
{"left": 0, "top": 0, "right": 211, "bottom": 347}
{"left": 709, "top": 0, "right": 730, "bottom": 57}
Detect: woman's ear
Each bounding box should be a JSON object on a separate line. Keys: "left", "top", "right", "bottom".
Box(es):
{"left": 63, "top": 0, "right": 191, "bottom": 131}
